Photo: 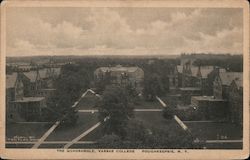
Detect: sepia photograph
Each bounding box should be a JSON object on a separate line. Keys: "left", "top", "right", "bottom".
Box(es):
{"left": 0, "top": 0, "right": 249, "bottom": 159}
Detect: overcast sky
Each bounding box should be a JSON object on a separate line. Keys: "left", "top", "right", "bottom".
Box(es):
{"left": 6, "top": 7, "right": 243, "bottom": 57}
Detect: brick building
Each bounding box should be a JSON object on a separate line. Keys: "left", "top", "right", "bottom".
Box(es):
{"left": 228, "top": 78, "right": 243, "bottom": 126}
{"left": 191, "top": 72, "right": 243, "bottom": 122}
{"left": 94, "top": 65, "right": 144, "bottom": 92}
{"left": 6, "top": 67, "right": 61, "bottom": 122}
{"left": 6, "top": 73, "right": 45, "bottom": 122}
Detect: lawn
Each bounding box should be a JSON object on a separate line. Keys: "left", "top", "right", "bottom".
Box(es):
{"left": 80, "top": 124, "right": 104, "bottom": 141}
{"left": 203, "top": 142, "right": 242, "bottom": 149}
{"left": 39, "top": 143, "right": 65, "bottom": 148}
{"left": 6, "top": 92, "right": 242, "bottom": 149}
{"left": 186, "top": 122, "right": 243, "bottom": 140}
{"left": 6, "top": 144, "right": 34, "bottom": 148}
{"left": 6, "top": 123, "right": 51, "bottom": 141}
{"left": 134, "top": 112, "right": 184, "bottom": 135}
{"left": 132, "top": 99, "right": 163, "bottom": 109}
{"left": 45, "top": 112, "right": 99, "bottom": 141}
{"left": 81, "top": 111, "right": 184, "bottom": 144}
{"left": 76, "top": 93, "right": 100, "bottom": 110}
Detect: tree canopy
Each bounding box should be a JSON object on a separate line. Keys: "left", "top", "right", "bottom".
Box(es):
{"left": 96, "top": 85, "right": 134, "bottom": 139}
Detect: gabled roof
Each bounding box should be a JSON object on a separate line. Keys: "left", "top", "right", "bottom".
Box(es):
{"left": 52, "top": 68, "right": 61, "bottom": 76}
{"left": 39, "top": 69, "right": 48, "bottom": 79}
{"left": 232, "top": 77, "right": 243, "bottom": 88}
{"left": 177, "top": 65, "right": 183, "bottom": 73}
{"left": 6, "top": 73, "right": 18, "bottom": 89}
{"left": 219, "top": 72, "right": 243, "bottom": 86}
{"left": 177, "top": 65, "right": 214, "bottom": 78}
{"left": 190, "top": 67, "right": 199, "bottom": 77}
{"left": 23, "top": 71, "right": 39, "bottom": 82}
{"left": 200, "top": 66, "right": 214, "bottom": 78}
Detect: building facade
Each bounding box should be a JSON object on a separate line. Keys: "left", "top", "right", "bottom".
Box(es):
{"left": 94, "top": 65, "right": 144, "bottom": 92}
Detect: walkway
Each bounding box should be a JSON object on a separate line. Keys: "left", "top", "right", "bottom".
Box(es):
{"left": 32, "top": 89, "right": 94, "bottom": 149}
{"left": 156, "top": 96, "right": 188, "bottom": 131}
{"left": 63, "top": 116, "right": 110, "bottom": 149}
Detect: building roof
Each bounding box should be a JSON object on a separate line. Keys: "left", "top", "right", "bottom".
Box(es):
{"left": 177, "top": 65, "right": 183, "bottom": 73}
{"left": 6, "top": 73, "right": 18, "bottom": 89}
{"left": 38, "top": 68, "right": 61, "bottom": 79}
{"left": 235, "top": 79, "right": 243, "bottom": 88}
{"left": 39, "top": 69, "right": 48, "bottom": 79}
{"left": 219, "top": 72, "right": 243, "bottom": 86}
{"left": 177, "top": 65, "right": 214, "bottom": 78}
{"left": 96, "top": 65, "right": 142, "bottom": 73}
{"left": 190, "top": 67, "right": 199, "bottom": 77}
{"left": 232, "top": 77, "right": 243, "bottom": 89}
{"left": 200, "top": 67, "right": 214, "bottom": 78}
{"left": 18, "top": 65, "right": 32, "bottom": 69}
{"left": 52, "top": 68, "right": 61, "bottom": 76}
{"left": 23, "top": 71, "right": 38, "bottom": 82}
{"left": 14, "top": 97, "right": 45, "bottom": 103}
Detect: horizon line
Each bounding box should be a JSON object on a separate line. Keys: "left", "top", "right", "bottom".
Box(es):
{"left": 6, "top": 53, "right": 243, "bottom": 58}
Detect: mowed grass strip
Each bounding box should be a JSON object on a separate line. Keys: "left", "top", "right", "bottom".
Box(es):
{"left": 80, "top": 124, "right": 104, "bottom": 141}
{"left": 134, "top": 112, "right": 183, "bottom": 133}
{"left": 6, "top": 144, "right": 34, "bottom": 148}
{"left": 76, "top": 93, "right": 100, "bottom": 110}
{"left": 6, "top": 123, "right": 52, "bottom": 140}
{"left": 133, "top": 100, "right": 162, "bottom": 109}
{"left": 45, "top": 113, "right": 99, "bottom": 141}
{"left": 203, "top": 142, "right": 242, "bottom": 149}
{"left": 39, "top": 143, "right": 65, "bottom": 149}
{"left": 186, "top": 122, "right": 243, "bottom": 140}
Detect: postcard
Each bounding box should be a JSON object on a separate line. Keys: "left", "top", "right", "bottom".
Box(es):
{"left": 0, "top": 0, "right": 249, "bottom": 159}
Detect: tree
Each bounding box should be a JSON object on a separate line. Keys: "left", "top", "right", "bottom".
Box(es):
{"left": 97, "top": 85, "right": 134, "bottom": 139}
{"left": 43, "top": 64, "right": 92, "bottom": 126}
{"left": 143, "top": 73, "right": 166, "bottom": 101}
{"left": 162, "top": 106, "right": 175, "bottom": 120}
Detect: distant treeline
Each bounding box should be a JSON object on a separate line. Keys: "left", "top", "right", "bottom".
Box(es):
{"left": 192, "top": 55, "right": 243, "bottom": 72}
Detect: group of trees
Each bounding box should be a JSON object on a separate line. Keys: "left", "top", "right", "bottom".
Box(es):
{"left": 95, "top": 84, "right": 199, "bottom": 148}
{"left": 142, "top": 59, "right": 178, "bottom": 101}
{"left": 193, "top": 55, "right": 243, "bottom": 72}
{"left": 43, "top": 64, "right": 93, "bottom": 127}
{"left": 96, "top": 85, "right": 135, "bottom": 139}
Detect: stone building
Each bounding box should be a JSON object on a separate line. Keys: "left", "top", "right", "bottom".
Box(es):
{"left": 6, "top": 73, "right": 24, "bottom": 121}
{"left": 177, "top": 62, "right": 225, "bottom": 96}
{"left": 213, "top": 72, "right": 242, "bottom": 99}
{"left": 168, "top": 65, "right": 179, "bottom": 91}
{"left": 228, "top": 78, "right": 243, "bottom": 126}
{"left": 94, "top": 65, "right": 144, "bottom": 92}
{"left": 191, "top": 71, "right": 243, "bottom": 122}
{"left": 6, "top": 73, "right": 46, "bottom": 122}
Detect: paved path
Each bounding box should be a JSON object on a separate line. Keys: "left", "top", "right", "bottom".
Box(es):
{"left": 64, "top": 116, "right": 110, "bottom": 149}
{"left": 89, "top": 89, "right": 101, "bottom": 98}
{"left": 156, "top": 96, "right": 188, "bottom": 131}
{"left": 205, "top": 139, "right": 243, "bottom": 143}
{"left": 78, "top": 109, "right": 99, "bottom": 113}
{"left": 174, "top": 115, "right": 188, "bottom": 131}
{"left": 72, "top": 89, "right": 90, "bottom": 108}
{"left": 32, "top": 89, "right": 93, "bottom": 149}
{"left": 155, "top": 96, "right": 167, "bottom": 107}
{"left": 134, "top": 109, "right": 163, "bottom": 112}
{"left": 32, "top": 121, "right": 61, "bottom": 148}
